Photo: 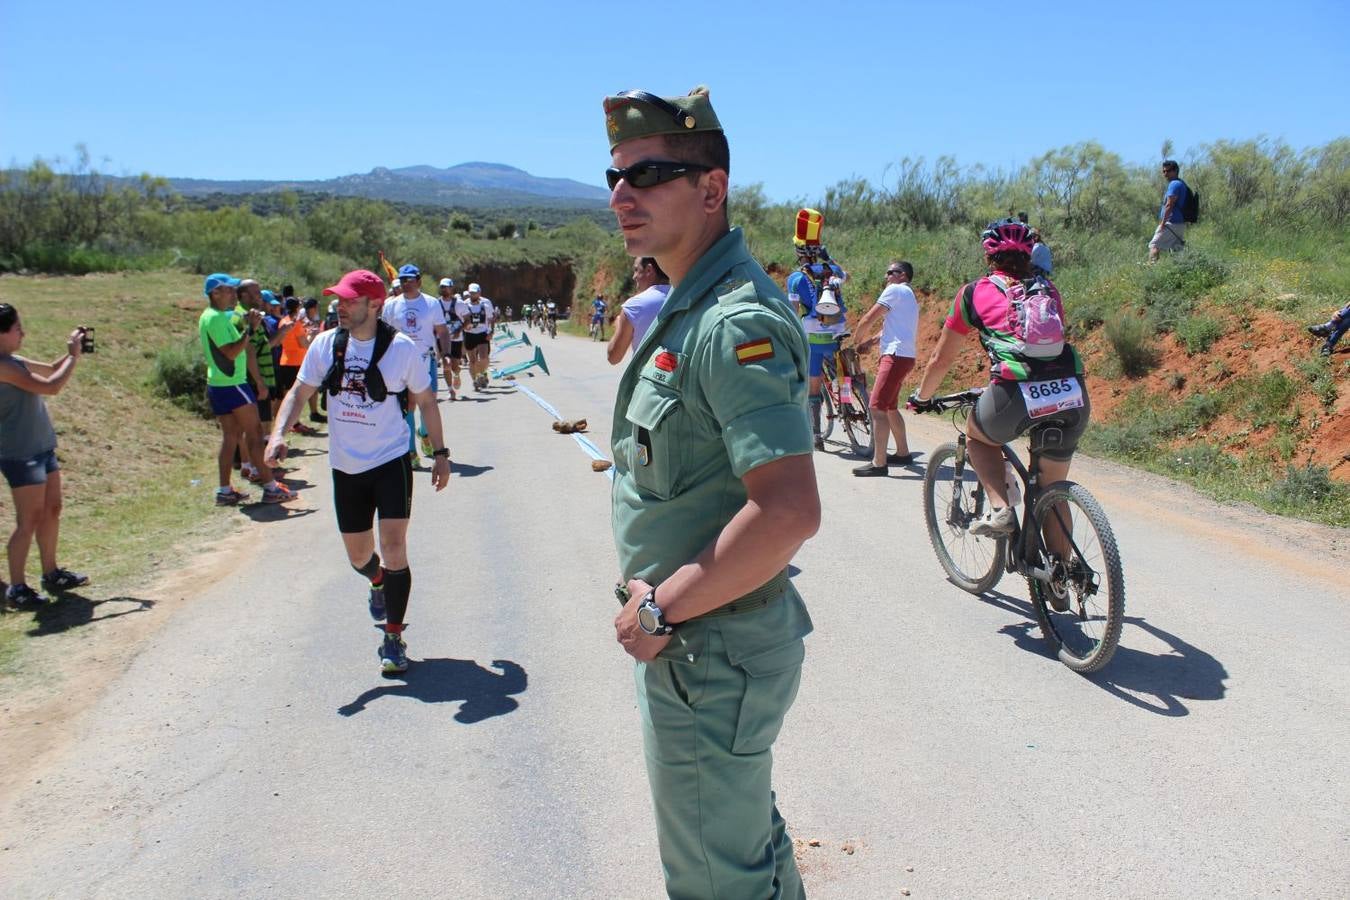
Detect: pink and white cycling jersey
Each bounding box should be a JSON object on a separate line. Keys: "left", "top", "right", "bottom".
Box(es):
{"left": 944, "top": 274, "right": 1082, "bottom": 382}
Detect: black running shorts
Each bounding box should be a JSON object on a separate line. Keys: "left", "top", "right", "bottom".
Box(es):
{"left": 463, "top": 331, "right": 489, "bottom": 351}
{"left": 448, "top": 340, "right": 464, "bottom": 360}
{"left": 332, "top": 454, "right": 413, "bottom": 533}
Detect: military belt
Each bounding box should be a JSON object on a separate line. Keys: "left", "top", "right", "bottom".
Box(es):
{"left": 695, "top": 569, "right": 789, "bottom": 620}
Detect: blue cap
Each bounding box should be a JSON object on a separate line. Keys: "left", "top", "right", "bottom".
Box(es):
{"left": 397, "top": 263, "right": 421, "bottom": 279}
{"left": 203, "top": 273, "right": 241, "bottom": 297}
{"left": 261, "top": 289, "right": 278, "bottom": 305}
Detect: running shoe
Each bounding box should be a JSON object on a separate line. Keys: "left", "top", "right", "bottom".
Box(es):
{"left": 379, "top": 632, "right": 409, "bottom": 675}
{"left": 291, "top": 423, "right": 319, "bottom": 437}
{"left": 41, "top": 568, "right": 89, "bottom": 593}
{"left": 419, "top": 433, "right": 434, "bottom": 459}
{"left": 1307, "top": 324, "right": 1330, "bottom": 337}
{"left": 368, "top": 583, "right": 387, "bottom": 622}
{"left": 309, "top": 412, "right": 328, "bottom": 423}
{"left": 261, "top": 483, "right": 295, "bottom": 504}
{"left": 813, "top": 436, "right": 825, "bottom": 451}
{"left": 215, "top": 487, "right": 250, "bottom": 506}
{"left": 969, "top": 506, "right": 1017, "bottom": 537}
{"left": 5, "top": 584, "right": 47, "bottom": 609}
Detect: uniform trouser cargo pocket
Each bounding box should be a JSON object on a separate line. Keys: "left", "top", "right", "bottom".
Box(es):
{"left": 731, "top": 639, "right": 805, "bottom": 755}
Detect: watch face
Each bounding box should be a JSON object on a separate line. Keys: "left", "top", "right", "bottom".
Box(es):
{"left": 637, "top": 604, "right": 659, "bottom": 634}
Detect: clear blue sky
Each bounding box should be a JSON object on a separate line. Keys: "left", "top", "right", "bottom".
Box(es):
{"left": 2, "top": 0, "right": 1345, "bottom": 202}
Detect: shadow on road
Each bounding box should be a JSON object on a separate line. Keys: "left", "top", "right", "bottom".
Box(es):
{"left": 981, "top": 590, "right": 1228, "bottom": 716}
{"left": 24, "top": 593, "right": 156, "bottom": 636}
{"left": 338, "top": 658, "right": 527, "bottom": 723}
{"left": 240, "top": 504, "right": 319, "bottom": 523}
{"left": 450, "top": 462, "right": 495, "bottom": 478}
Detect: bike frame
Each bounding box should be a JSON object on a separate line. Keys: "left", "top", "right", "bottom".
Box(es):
{"left": 950, "top": 428, "right": 1096, "bottom": 593}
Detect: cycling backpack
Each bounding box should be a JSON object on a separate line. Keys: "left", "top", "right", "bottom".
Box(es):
{"left": 962, "top": 275, "right": 1066, "bottom": 360}
{"left": 321, "top": 319, "right": 409, "bottom": 414}
{"left": 1181, "top": 182, "right": 1200, "bottom": 224}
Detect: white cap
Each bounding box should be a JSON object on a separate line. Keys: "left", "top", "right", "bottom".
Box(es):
{"left": 468, "top": 282, "right": 481, "bottom": 293}
{"left": 439, "top": 277, "right": 454, "bottom": 287}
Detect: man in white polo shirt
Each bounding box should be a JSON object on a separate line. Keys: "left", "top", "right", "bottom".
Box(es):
{"left": 455, "top": 283, "right": 496, "bottom": 390}
{"left": 266, "top": 269, "right": 450, "bottom": 676}
{"left": 382, "top": 263, "right": 449, "bottom": 461}
{"left": 606, "top": 256, "right": 671, "bottom": 365}
{"left": 852, "top": 260, "right": 920, "bottom": 477}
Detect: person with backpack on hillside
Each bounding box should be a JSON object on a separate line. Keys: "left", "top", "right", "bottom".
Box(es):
{"left": 265, "top": 269, "right": 450, "bottom": 676}
{"left": 908, "top": 219, "right": 1089, "bottom": 537}
{"left": 787, "top": 208, "right": 850, "bottom": 450}
{"left": 1149, "top": 159, "right": 1194, "bottom": 261}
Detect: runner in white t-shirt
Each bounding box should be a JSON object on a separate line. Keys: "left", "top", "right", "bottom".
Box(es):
{"left": 607, "top": 256, "right": 671, "bottom": 365}
{"left": 852, "top": 260, "right": 920, "bottom": 476}
{"left": 381, "top": 264, "right": 448, "bottom": 460}
{"left": 454, "top": 283, "right": 497, "bottom": 390}
{"left": 437, "top": 278, "right": 464, "bottom": 400}
{"left": 265, "top": 268, "right": 449, "bottom": 677}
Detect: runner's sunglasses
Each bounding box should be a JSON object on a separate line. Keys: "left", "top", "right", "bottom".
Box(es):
{"left": 605, "top": 160, "right": 713, "bottom": 191}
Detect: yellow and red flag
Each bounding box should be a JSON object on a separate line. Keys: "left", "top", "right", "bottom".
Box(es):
{"left": 378, "top": 251, "right": 399, "bottom": 284}
{"left": 734, "top": 338, "right": 774, "bottom": 365}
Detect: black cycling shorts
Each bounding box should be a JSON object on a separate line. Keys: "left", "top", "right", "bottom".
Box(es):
{"left": 463, "top": 332, "right": 490, "bottom": 351}
{"left": 332, "top": 454, "right": 413, "bottom": 534}
{"left": 972, "top": 376, "right": 1091, "bottom": 462}
{"left": 447, "top": 340, "right": 464, "bottom": 360}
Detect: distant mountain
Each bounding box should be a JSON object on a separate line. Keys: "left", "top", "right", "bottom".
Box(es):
{"left": 161, "top": 162, "right": 610, "bottom": 209}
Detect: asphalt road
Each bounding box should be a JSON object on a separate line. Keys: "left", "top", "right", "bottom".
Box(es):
{"left": 2, "top": 327, "right": 1347, "bottom": 899}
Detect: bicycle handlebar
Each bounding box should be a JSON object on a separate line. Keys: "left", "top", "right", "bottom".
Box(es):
{"left": 908, "top": 387, "right": 986, "bottom": 414}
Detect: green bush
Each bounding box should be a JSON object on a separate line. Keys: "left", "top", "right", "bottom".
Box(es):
{"left": 1267, "top": 464, "right": 1349, "bottom": 522}
{"left": 1238, "top": 371, "right": 1299, "bottom": 428}
{"left": 1143, "top": 249, "right": 1230, "bottom": 300}
{"left": 1176, "top": 315, "right": 1226, "bottom": 353}
{"left": 150, "top": 339, "right": 211, "bottom": 418}
{"left": 1104, "top": 311, "right": 1158, "bottom": 377}
{"left": 1143, "top": 289, "right": 1194, "bottom": 333}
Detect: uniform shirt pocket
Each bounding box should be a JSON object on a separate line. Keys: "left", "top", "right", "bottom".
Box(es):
{"left": 625, "top": 376, "right": 684, "bottom": 500}
{"left": 729, "top": 639, "right": 805, "bottom": 755}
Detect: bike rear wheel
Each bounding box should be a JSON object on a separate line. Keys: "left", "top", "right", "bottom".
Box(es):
{"left": 922, "top": 442, "right": 1005, "bottom": 594}
{"left": 1028, "top": 481, "right": 1125, "bottom": 673}
{"left": 841, "top": 380, "right": 874, "bottom": 458}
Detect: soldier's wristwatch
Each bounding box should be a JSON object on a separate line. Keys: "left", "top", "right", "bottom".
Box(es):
{"left": 636, "top": 588, "right": 674, "bottom": 636}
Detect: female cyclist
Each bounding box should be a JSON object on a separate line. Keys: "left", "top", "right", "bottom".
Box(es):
{"left": 908, "top": 218, "right": 1089, "bottom": 537}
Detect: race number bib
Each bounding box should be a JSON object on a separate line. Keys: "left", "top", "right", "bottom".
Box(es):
{"left": 1019, "top": 378, "right": 1084, "bottom": 419}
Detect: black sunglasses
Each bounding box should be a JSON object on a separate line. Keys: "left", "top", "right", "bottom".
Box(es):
{"left": 606, "top": 160, "right": 712, "bottom": 191}
{"left": 886, "top": 269, "right": 904, "bottom": 276}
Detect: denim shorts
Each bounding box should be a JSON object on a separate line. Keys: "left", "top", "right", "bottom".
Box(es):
{"left": 0, "top": 448, "right": 59, "bottom": 489}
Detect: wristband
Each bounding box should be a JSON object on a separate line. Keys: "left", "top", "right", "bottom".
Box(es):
{"left": 432, "top": 448, "right": 450, "bottom": 458}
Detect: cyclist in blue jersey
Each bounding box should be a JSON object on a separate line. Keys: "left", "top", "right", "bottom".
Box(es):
{"left": 786, "top": 237, "right": 849, "bottom": 450}
{"left": 590, "top": 295, "right": 608, "bottom": 340}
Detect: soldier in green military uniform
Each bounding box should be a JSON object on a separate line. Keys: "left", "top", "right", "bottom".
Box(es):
{"left": 604, "top": 86, "right": 821, "bottom": 899}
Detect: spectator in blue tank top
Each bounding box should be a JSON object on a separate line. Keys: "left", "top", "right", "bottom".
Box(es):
{"left": 1149, "top": 160, "right": 1189, "bottom": 261}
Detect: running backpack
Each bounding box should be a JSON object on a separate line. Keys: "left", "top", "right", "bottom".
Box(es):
{"left": 321, "top": 320, "right": 409, "bottom": 414}
{"left": 1181, "top": 182, "right": 1200, "bottom": 223}
{"left": 963, "top": 275, "right": 1066, "bottom": 360}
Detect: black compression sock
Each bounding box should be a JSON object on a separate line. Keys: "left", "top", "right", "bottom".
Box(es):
{"left": 382, "top": 566, "right": 411, "bottom": 626}
{"left": 353, "top": 553, "right": 381, "bottom": 581}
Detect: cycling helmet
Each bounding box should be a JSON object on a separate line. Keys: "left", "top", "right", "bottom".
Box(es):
{"left": 981, "top": 218, "right": 1035, "bottom": 256}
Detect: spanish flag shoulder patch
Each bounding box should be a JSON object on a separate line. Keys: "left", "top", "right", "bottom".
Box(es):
{"left": 734, "top": 337, "right": 774, "bottom": 365}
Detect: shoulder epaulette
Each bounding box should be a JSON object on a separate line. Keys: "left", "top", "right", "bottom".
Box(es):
{"left": 716, "top": 279, "right": 759, "bottom": 307}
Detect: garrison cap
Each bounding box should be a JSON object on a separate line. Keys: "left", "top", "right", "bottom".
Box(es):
{"left": 603, "top": 86, "right": 722, "bottom": 150}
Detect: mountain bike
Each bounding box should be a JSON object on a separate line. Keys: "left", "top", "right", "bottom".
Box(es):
{"left": 818, "top": 331, "right": 873, "bottom": 457}
{"left": 546, "top": 314, "right": 558, "bottom": 339}
{"left": 589, "top": 315, "right": 605, "bottom": 341}
{"left": 918, "top": 388, "right": 1124, "bottom": 673}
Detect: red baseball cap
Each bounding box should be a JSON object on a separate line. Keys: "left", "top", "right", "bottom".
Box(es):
{"left": 323, "top": 269, "right": 386, "bottom": 301}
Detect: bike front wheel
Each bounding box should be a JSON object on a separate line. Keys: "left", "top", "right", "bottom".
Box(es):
{"left": 819, "top": 389, "right": 837, "bottom": 442}
{"left": 1028, "top": 481, "right": 1125, "bottom": 673}
{"left": 841, "top": 380, "right": 874, "bottom": 458}
{"left": 922, "top": 442, "right": 1005, "bottom": 594}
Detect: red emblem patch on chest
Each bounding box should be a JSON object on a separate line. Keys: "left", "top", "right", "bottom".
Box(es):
{"left": 654, "top": 351, "right": 679, "bottom": 372}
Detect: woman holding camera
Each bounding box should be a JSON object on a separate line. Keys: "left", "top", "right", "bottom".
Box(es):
{"left": 0, "top": 303, "right": 89, "bottom": 607}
